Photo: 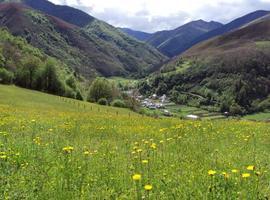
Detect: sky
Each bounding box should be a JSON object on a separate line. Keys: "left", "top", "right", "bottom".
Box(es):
{"left": 49, "top": 0, "right": 270, "bottom": 33}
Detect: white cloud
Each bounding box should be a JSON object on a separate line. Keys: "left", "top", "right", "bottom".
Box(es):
{"left": 49, "top": 0, "right": 270, "bottom": 32}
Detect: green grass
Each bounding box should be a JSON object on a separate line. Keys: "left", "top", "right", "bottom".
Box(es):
{"left": 107, "top": 77, "right": 139, "bottom": 88}
{"left": 243, "top": 112, "right": 270, "bottom": 121}
{"left": 0, "top": 85, "right": 269, "bottom": 199}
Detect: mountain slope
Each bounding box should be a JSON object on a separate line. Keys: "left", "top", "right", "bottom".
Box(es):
{"left": 0, "top": 2, "right": 167, "bottom": 77}
{"left": 120, "top": 28, "right": 153, "bottom": 41}
{"left": 184, "top": 10, "right": 270, "bottom": 54}
{"left": 140, "top": 18, "right": 270, "bottom": 115}
{"left": 146, "top": 20, "right": 223, "bottom": 57}
{"left": 0, "top": 27, "right": 82, "bottom": 98}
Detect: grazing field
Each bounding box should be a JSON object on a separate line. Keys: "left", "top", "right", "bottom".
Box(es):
{"left": 0, "top": 85, "right": 269, "bottom": 199}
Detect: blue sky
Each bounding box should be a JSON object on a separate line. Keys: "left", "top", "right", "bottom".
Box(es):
{"left": 49, "top": 0, "right": 270, "bottom": 32}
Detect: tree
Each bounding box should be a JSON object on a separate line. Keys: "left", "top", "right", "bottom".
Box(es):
{"left": 15, "top": 57, "right": 40, "bottom": 88}
{"left": 41, "top": 59, "right": 65, "bottom": 95}
{"left": 88, "top": 78, "right": 112, "bottom": 102}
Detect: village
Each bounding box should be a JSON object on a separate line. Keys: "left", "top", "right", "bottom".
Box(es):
{"left": 135, "top": 93, "right": 201, "bottom": 119}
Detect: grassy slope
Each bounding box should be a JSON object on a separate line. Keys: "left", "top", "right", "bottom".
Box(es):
{"left": 0, "top": 84, "right": 269, "bottom": 199}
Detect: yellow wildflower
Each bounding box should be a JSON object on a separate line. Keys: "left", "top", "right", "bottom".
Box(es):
{"left": 231, "top": 169, "right": 239, "bottom": 173}
{"left": 150, "top": 143, "right": 157, "bottom": 149}
{"left": 142, "top": 160, "right": 148, "bottom": 164}
{"left": 242, "top": 173, "right": 251, "bottom": 178}
{"left": 136, "top": 149, "right": 143, "bottom": 153}
{"left": 0, "top": 155, "right": 7, "bottom": 159}
{"left": 132, "top": 174, "right": 141, "bottom": 181}
{"left": 222, "top": 172, "right": 229, "bottom": 178}
{"left": 144, "top": 184, "right": 153, "bottom": 191}
{"left": 62, "top": 146, "right": 74, "bottom": 154}
{"left": 247, "top": 165, "right": 255, "bottom": 171}
{"left": 208, "top": 170, "right": 216, "bottom": 176}
{"left": 255, "top": 172, "right": 261, "bottom": 176}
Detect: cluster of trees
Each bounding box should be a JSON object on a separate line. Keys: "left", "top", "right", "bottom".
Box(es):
{"left": 87, "top": 78, "right": 140, "bottom": 111}
{"left": 0, "top": 28, "right": 82, "bottom": 100}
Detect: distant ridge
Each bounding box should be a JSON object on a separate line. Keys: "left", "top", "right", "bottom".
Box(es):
{"left": 120, "top": 28, "right": 153, "bottom": 41}
{"left": 146, "top": 20, "right": 223, "bottom": 57}
{"left": 183, "top": 10, "right": 270, "bottom": 54}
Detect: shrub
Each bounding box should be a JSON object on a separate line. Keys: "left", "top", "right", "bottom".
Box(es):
{"left": 0, "top": 68, "right": 13, "bottom": 84}
{"left": 88, "top": 78, "right": 112, "bottom": 102}
{"left": 98, "top": 98, "right": 108, "bottom": 105}
{"left": 229, "top": 103, "right": 245, "bottom": 116}
{"left": 111, "top": 99, "right": 126, "bottom": 108}
{"left": 124, "top": 96, "right": 140, "bottom": 111}
{"left": 75, "top": 90, "right": 84, "bottom": 100}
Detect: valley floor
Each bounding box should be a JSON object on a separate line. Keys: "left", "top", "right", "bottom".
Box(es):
{"left": 0, "top": 85, "right": 269, "bottom": 199}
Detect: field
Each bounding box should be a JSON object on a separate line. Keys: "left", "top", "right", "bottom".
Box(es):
{"left": 107, "top": 77, "right": 139, "bottom": 88}
{"left": 0, "top": 85, "right": 269, "bottom": 199}
{"left": 243, "top": 112, "right": 270, "bottom": 121}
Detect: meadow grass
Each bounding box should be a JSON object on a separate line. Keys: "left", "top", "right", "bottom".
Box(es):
{"left": 0, "top": 85, "right": 269, "bottom": 199}
{"left": 243, "top": 112, "right": 270, "bottom": 121}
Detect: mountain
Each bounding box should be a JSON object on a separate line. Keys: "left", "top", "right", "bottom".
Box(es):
{"left": 0, "top": 1, "right": 167, "bottom": 78}
{"left": 140, "top": 17, "right": 270, "bottom": 115}
{"left": 120, "top": 28, "right": 153, "bottom": 41}
{"left": 184, "top": 10, "right": 270, "bottom": 54}
{"left": 23, "top": 0, "right": 94, "bottom": 27}
{"left": 145, "top": 20, "right": 223, "bottom": 57}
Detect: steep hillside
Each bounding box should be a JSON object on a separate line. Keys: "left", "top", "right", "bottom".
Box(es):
{"left": 184, "top": 10, "right": 270, "bottom": 53}
{"left": 120, "top": 28, "right": 153, "bottom": 41}
{"left": 0, "top": 27, "right": 82, "bottom": 99}
{"left": 146, "top": 20, "right": 223, "bottom": 57}
{"left": 0, "top": 2, "right": 167, "bottom": 78}
{"left": 140, "top": 19, "right": 270, "bottom": 115}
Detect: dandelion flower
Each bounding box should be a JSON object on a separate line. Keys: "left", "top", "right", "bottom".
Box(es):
{"left": 136, "top": 149, "right": 143, "bottom": 153}
{"left": 242, "top": 173, "right": 251, "bottom": 178}
{"left": 222, "top": 172, "right": 229, "bottom": 178}
{"left": 150, "top": 143, "right": 157, "bottom": 149}
{"left": 62, "top": 146, "right": 74, "bottom": 154}
{"left": 142, "top": 160, "right": 148, "bottom": 164}
{"left": 132, "top": 174, "right": 141, "bottom": 181}
{"left": 144, "top": 184, "right": 153, "bottom": 191}
{"left": 231, "top": 169, "right": 239, "bottom": 173}
{"left": 247, "top": 165, "right": 255, "bottom": 171}
{"left": 208, "top": 170, "right": 216, "bottom": 176}
{"left": 0, "top": 155, "right": 7, "bottom": 159}
{"left": 255, "top": 172, "right": 261, "bottom": 176}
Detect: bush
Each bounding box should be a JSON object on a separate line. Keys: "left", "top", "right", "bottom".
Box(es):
{"left": 75, "top": 90, "right": 84, "bottom": 100}
{"left": 88, "top": 78, "right": 112, "bottom": 102}
{"left": 98, "top": 98, "right": 108, "bottom": 105}
{"left": 124, "top": 96, "right": 140, "bottom": 111}
{"left": 0, "top": 68, "right": 13, "bottom": 84}
{"left": 229, "top": 103, "right": 245, "bottom": 116}
{"left": 111, "top": 99, "right": 126, "bottom": 108}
